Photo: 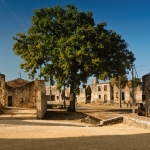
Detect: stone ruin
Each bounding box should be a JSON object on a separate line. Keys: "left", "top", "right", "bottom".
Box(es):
{"left": 0, "top": 74, "right": 47, "bottom": 118}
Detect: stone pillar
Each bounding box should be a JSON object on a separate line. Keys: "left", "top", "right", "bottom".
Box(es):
{"left": 0, "top": 74, "right": 6, "bottom": 107}
{"left": 36, "top": 91, "right": 47, "bottom": 119}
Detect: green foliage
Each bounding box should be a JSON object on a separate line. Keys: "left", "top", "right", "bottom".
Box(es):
{"left": 111, "top": 76, "right": 141, "bottom": 88}
{"left": 127, "top": 77, "right": 141, "bottom": 88}
{"left": 110, "top": 75, "right": 128, "bottom": 88}
{"left": 13, "top": 4, "right": 135, "bottom": 95}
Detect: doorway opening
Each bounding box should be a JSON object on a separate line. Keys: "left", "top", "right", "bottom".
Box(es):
{"left": 8, "top": 96, "right": 13, "bottom": 106}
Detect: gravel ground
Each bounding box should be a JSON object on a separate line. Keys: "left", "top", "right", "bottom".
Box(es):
{"left": 0, "top": 120, "right": 150, "bottom": 150}
{"left": 1, "top": 106, "right": 150, "bottom": 150}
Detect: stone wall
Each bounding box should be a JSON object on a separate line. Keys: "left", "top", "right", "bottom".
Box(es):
{"left": 113, "top": 84, "right": 142, "bottom": 104}
{"left": 6, "top": 81, "right": 36, "bottom": 107}
{"left": 0, "top": 75, "right": 46, "bottom": 108}
{"left": 0, "top": 74, "right": 6, "bottom": 107}
{"left": 95, "top": 82, "right": 112, "bottom": 103}
{"left": 46, "top": 85, "right": 70, "bottom": 102}
{"left": 46, "top": 85, "right": 62, "bottom": 102}
{"left": 76, "top": 88, "right": 86, "bottom": 103}
{"left": 77, "top": 81, "right": 112, "bottom": 104}
{"left": 0, "top": 74, "right": 47, "bottom": 118}
{"left": 135, "top": 86, "right": 142, "bottom": 103}
{"left": 36, "top": 91, "right": 47, "bottom": 119}
{"left": 90, "top": 82, "right": 112, "bottom": 103}
{"left": 142, "top": 73, "right": 150, "bottom": 116}
{"left": 76, "top": 78, "right": 142, "bottom": 105}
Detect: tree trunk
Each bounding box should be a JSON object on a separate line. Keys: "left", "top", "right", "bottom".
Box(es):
{"left": 63, "top": 96, "right": 66, "bottom": 109}
{"left": 67, "top": 86, "right": 76, "bottom": 112}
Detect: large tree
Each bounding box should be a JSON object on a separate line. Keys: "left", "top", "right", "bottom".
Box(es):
{"left": 12, "top": 4, "right": 135, "bottom": 112}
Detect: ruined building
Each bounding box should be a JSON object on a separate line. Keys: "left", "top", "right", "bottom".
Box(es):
{"left": 76, "top": 79, "right": 113, "bottom": 104}
{"left": 0, "top": 74, "right": 45, "bottom": 108}
{"left": 46, "top": 85, "right": 70, "bottom": 102}
{"left": 76, "top": 78, "right": 142, "bottom": 104}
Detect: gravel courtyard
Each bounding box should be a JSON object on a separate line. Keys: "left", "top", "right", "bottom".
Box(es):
{"left": 1, "top": 106, "right": 150, "bottom": 150}
{"left": 0, "top": 119, "right": 150, "bottom": 150}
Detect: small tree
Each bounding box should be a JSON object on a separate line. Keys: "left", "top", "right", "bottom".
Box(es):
{"left": 127, "top": 77, "right": 141, "bottom": 88}
{"left": 12, "top": 4, "right": 135, "bottom": 112}
{"left": 110, "top": 75, "right": 128, "bottom": 88}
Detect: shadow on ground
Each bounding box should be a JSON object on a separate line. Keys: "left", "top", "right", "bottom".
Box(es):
{"left": 43, "top": 110, "right": 87, "bottom": 121}
{"left": 105, "top": 108, "right": 133, "bottom": 113}
{"left": 1, "top": 133, "right": 150, "bottom": 150}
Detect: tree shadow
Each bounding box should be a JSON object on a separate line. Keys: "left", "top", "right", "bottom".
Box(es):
{"left": 0, "top": 119, "right": 87, "bottom": 127}
{"left": 105, "top": 108, "right": 133, "bottom": 114}
{"left": 1, "top": 133, "right": 150, "bottom": 150}
{"left": 43, "top": 110, "right": 87, "bottom": 121}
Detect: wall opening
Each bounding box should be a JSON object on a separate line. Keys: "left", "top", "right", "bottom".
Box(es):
{"left": 122, "top": 92, "right": 125, "bottom": 100}
{"left": 104, "top": 85, "right": 107, "bottom": 91}
{"left": 51, "top": 95, "right": 55, "bottom": 101}
{"left": 104, "top": 94, "right": 107, "bottom": 103}
{"left": 8, "top": 96, "right": 13, "bottom": 106}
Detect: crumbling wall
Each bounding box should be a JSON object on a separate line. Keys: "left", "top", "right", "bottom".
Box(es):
{"left": 134, "top": 85, "right": 142, "bottom": 103}
{"left": 5, "top": 79, "right": 46, "bottom": 108}
{"left": 0, "top": 74, "right": 6, "bottom": 107}
{"left": 142, "top": 73, "right": 150, "bottom": 116}
{"left": 76, "top": 88, "right": 86, "bottom": 103}
{"left": 113, "top": 84, "right": 142, "bottom": 104}
{"left": 6, "top": 81, "right": 35, "bottom": 107}
{"left": 36, "top": 91, "right": 47, "bottom": 119}
{"left": 91, "top": 83, "right": 112, "bottom": 103}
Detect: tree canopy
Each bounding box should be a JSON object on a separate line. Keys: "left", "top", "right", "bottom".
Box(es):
{"left": 12, "top": 4, "right": 135, "bottom": 111}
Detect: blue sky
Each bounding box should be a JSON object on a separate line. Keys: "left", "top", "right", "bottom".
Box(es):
{"left": 0, "top": 0, "right": 150, "bottom": 83}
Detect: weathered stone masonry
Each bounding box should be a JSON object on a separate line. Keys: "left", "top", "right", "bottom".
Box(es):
{"left": 0, "top": 74, "right": 47, "bottom": 118}
{"left": 0, "top": 74, "right": 6, "bottom": 107}
{"left": 6, "top": 79, "right": 45, "bottom": 108}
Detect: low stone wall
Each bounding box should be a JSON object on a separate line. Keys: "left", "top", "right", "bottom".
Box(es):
{"left": 99, "top": 117, "right": 123, "bottom": 126}
{"left": 81, "top": 116, "right": 101, "bottom": 124}
{"left": 123, "top": 116, "right": 150, "bottom": 130}
{"left": 80, "top": 114, "right": 150, "bottom": 130}
{"left": 36, "top": 91, "right": 47, "bottom": 119}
